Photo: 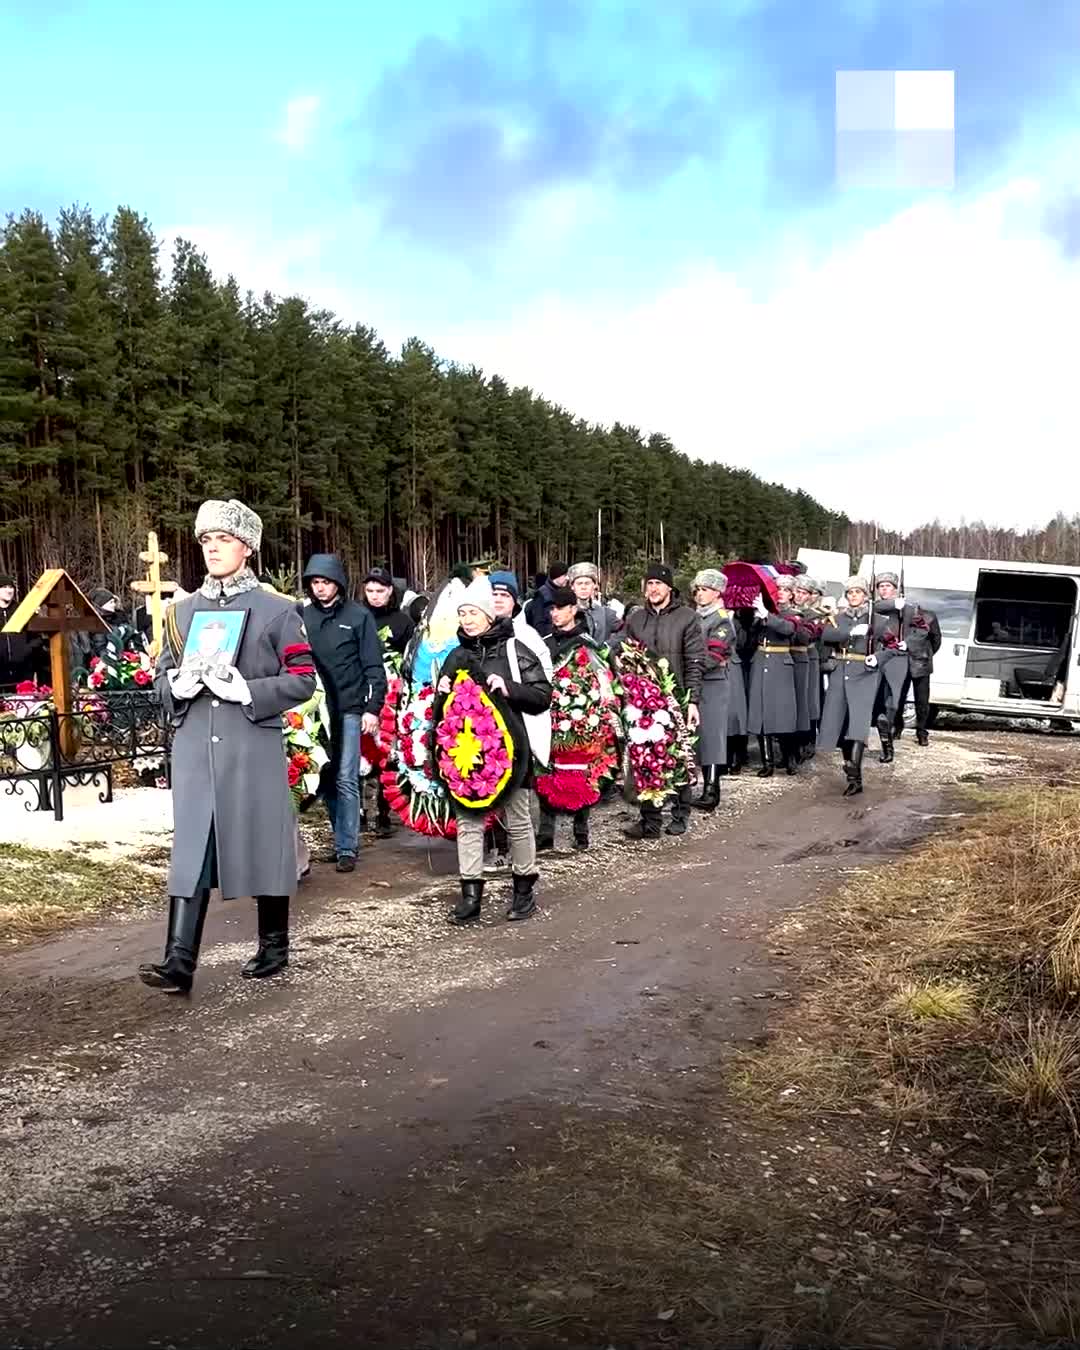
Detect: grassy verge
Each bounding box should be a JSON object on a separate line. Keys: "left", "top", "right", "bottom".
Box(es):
{"left": 334, "top": 784, "right": 1080, "bottom": 1348}
{"left": 0, "top": 842, "right": 163, "bottom": 943}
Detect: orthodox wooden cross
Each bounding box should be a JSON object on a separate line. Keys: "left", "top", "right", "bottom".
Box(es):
{"left": 129, "top": 531, "right": 177, "bottom": 659}
{"left": 1, "top": 570, "right": 107, "bottom": 757}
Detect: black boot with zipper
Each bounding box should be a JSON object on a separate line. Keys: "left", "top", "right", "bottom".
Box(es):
{"left": 138, "top": 891, "right": 210, "bottom": 995}
{"left": 449, "top": 878, "right": 484, "bottom": 925}
{"left": 241, "top": 896, "right": 290, "bottom": 979}
{"left": 506, "top": 872, "right": 538, "bottom": 921}
{"left": 843, "top": 740, "right": 865, "bottom": 796}
{"left": 876, "top": 714, "right": 895, "bottom": 764}
{"left": 694, "top": 764, "right": 721, "bottom": 811}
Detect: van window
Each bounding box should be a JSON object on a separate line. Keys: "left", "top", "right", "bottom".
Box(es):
{"left": 903, "top": 589, "right": 972, "bottom": 641}
{"left": 973, "top": 572, "right": 1075, "bottom": 650}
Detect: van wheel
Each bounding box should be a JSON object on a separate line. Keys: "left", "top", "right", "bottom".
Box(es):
{"left": 926, "top": 705, "right": 939, "bottom": 728}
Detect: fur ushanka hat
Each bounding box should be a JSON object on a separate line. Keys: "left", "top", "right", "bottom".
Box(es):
{"left": 194, "top": 499, "right": 263, "bottom": 552}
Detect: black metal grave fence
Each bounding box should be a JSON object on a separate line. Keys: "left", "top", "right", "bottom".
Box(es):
{"left": 0, "top": 689, "right": 171, "bottom": 821}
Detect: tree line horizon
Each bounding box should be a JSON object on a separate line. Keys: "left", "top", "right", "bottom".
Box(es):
{"left": 1, "top": 203, "right": 1076, "bottom": 600}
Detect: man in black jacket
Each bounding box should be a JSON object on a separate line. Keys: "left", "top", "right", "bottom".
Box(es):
{"left": 361, "top": 565, "right": 416, "bottom": 838}
{"left": 621, "top": 563, "right": 704, "bottom": 839}
{"left": 525, "top": 560, "right": 570, "bottom": 638}
{"left": 302, "top": 554, "right": 387, "bottom": 872}
{"left": 362, "top": 566, "right": 416, "bottom": 665}
{"left": 0, "top": 575, "right": 46, "bottom": 690}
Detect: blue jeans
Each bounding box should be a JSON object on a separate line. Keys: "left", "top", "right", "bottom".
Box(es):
{"left": 324, "top": 713, "right": 362, "bottom": 859}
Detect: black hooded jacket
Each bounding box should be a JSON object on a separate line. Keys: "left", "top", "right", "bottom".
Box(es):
{"left": 362, "top": 588, "right": 415, "bottom": 658}
{"left": 0, "top": 594, "right": 43, "bottom": 690}
{"left": 301, "top": 554, "right": 387, "bottom": 717}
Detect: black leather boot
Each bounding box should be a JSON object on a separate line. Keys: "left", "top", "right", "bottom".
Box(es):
{"left": 449, "top": 878, "right": 484, "bottom": 925}
{"left": 843, "top": 741, "right": 865, "bottom": 796}
{"left": 536, "top": 806, "right": 556, "bottom": 852}
{"left": 694, "top": 765, "right": 721, "bottom": 811}
{"left": 507, "top": 872, "right": 538, "bottom": 921}
{"left": 917, "top": 729, "right": 929, "bottom": 746}
{"left": 138, "top": 891, "right": 210, "bottom": 994}
{"left": 876, "top": 714, "right": 894, "bottom": 764}
{"left": 779, "top": 735, "right": 798, "bottom": 775}
{"left": 756, "top": 734, "right": 774, "bottom": 778}
{"left": 241, "top": 896, "right": 290, "bottom": 979}
{"left": 572, "top": 809, "right": 590, "bottom": 851}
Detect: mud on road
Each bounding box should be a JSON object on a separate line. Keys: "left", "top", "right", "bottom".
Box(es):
{"left": 0, "top": 728, "right": 1071, "bottom": 1349}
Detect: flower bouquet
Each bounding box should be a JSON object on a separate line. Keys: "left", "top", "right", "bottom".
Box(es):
{"left": 434, "top": 669, "right": 515, "bottom": 812}
{"left": 613, "top": 640, "right": 695, "bottom": 806}
{"left": 379, "top": 675, "right": 463, "bottom": 838}
{"left": 378, "top": 575, "right": 468, "bottom": 839}
{"left": 283, "top": 687, "right": 331, "bottom": 812}
{"left": 82, "top": 625, "right": 153, "bottom": 690}
{"left": 536, "top": 643, "right": 621, "bottom": 813}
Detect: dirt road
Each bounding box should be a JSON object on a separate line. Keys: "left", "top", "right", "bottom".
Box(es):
{"left": 0, "top": 729, "right": 1069, "bottom": 1348}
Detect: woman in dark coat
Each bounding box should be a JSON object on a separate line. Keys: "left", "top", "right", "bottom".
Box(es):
{"left": 818, "top": 577, "right": 887, "bottom": 796}
{"left": 434, "top": 577, "right": 552, "bottom": 925}
{"left": 691, "top": 568, "right": 740, "bottom": 810}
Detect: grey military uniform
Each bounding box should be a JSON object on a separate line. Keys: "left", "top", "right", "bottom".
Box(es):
{"left": 747, "top": 612, "right": 798, "bottom": 736}
{"left": 817, "top": 607, "right": 888, "bottom": 748}
{"left": 157, "top": 587, "right": 316, "bottom": 900}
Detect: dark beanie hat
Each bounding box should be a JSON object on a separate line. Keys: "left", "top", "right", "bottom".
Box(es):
{"left": 489, "top": 569, "right": 520, "bottom": 599}
{"left": 645, "top": 563, "right": 674, "bottom": 587}
{"left": 549, "top": 560, "right": 569, "bottom": 580}
{"left": 549, "top": 585, "right": 576, "bottom": 608}
{"left": 0, "top": 574, "right": 14, "bottom": 588}
{"left": 364, "top": 566, "right": 393, "bottom": 587}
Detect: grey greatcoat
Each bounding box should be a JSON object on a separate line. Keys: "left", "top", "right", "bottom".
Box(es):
{"left": 817, "top": 608, "right": 888, "bottom": 748}
{"left": 728, "top": 621, "right": 750, "bottom": 737}
{"left": 747, "top": 612, "right": 798, "bottom": 736}
{"left": 872, "top": 601, "right": 910, "bottom": 718}
{"left": 806, "top": 617, "right": 823, "bottom": 723}
{"left": 157, "top": 587, "right": 317, "bottom": 900}
{"left": 696, "top": 607, "right": 739, "bottom": 765}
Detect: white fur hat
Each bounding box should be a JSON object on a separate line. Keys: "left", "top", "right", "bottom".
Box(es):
{"left": 568, "top": 561, "right": 599, "bottom": 583}
{"left": 845, "top": 576, "right": 870, "bottom": 593}
{"left": 457, "top": 576, "right": 496, "bottom": 620}
{"left": 194, "top": 499, "right": 262, "bottom": 552}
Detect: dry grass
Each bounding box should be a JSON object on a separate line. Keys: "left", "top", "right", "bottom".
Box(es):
{"left": 0, "top": 842, "right": 160, "bottom": 942}
{"left": 890, "top": 978, "right": 977, "bottom": 1022}
{"left": 743, "top": 785, "right": 1080, "bottom": 1138}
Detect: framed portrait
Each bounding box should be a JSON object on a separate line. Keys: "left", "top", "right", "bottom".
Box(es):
{"left": 181, "top": 609, "right": 248, "bottom": 674}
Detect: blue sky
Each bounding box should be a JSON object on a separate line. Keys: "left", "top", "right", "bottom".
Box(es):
{"left": 3, "top": 0, "right": 1079, "bottom": 529}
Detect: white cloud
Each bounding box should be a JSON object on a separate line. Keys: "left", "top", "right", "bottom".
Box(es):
{"left": 276, "top": 94, "right": 321, "bottom": 152}
{"left": 426, "top": 174, "right": 1079, "bottom": 531}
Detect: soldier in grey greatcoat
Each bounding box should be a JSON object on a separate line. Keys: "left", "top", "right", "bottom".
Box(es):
{"left": 138, "top": 499, "right": 317, "bottom": 995}
{"left": 568, "top": 562, "right": 619, "bottom": 645}
{"left": 818, "top": 577, "right": 887, "bottom": 796}
{"left": 870, "top": 571, "right": 909, "bottom": 763}
{"left": 690, "top": 568, "right": 739, "bottom": 811}
{"left": 747, "top": 577, "right": 799, "bottom": 777}
{"left": 794, "top": 577, "right": 826, "bottom": 759}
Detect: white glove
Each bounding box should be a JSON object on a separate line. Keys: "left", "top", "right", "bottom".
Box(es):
{"left": 898, "top": 641, "right": 908, "bottom": 653}
{"left": 203, "top": 665, "right": 252, "bottom": 705}
{"left": 753, "top": 594, "right": 769, "bottom": 618}
{"left": 849, "top": 623, "right": 869, "bottom": 637}
{"left": 865, "top": 654, "right": 878, "bottom": 669}
{"left": 167, "top": 666, "right": 203, "bottom": 701}
{"left": 836, "top": 597, "right": 849, "bottom": 612}
{"left": 895, "top": 595, "right": 907, "bottom": 611}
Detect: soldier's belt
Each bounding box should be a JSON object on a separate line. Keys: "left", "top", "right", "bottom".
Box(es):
{"left": 790, "top": 645, "right": 809, "bottom": 653}
{"left": 838, "top": 653, "right": 867, "bottom": 662}
{"left": 760, "top": 644, "right": 791, "bottom": 653}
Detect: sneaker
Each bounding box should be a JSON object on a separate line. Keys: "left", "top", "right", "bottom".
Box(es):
{"left": 335, "top": 855, "right": 356, "bottom": 874}
{"left": 375, "top": 817, "right": 394, "bottom": 839}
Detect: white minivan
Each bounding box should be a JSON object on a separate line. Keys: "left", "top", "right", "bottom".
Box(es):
{"left": 797, "top": 548, "right": 1080, "bottom": 727}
